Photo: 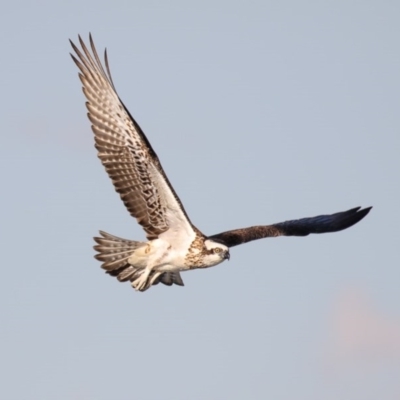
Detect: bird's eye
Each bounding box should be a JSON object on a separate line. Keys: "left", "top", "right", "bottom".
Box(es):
{"left": 214, "top": 247, "right": 222, "bottom": 253}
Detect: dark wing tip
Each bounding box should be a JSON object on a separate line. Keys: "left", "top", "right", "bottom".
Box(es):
{"left": 276, "top": 206, "right": 373, "bottom": 236}
{"left": 354, "top": 205, "right": 372, "bottom": 219}
{"left": 330, "top": 206, "right": 372, "bottom": 232}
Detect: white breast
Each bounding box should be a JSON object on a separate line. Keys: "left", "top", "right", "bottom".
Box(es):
{"left": 143, "top": 238, "right": 190, "bottom": 272}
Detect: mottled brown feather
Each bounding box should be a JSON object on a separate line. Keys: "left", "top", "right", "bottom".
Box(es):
{"left": 70, "top": 35, "right": 195, "bottom": 240}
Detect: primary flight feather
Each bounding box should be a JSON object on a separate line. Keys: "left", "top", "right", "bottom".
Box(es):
{"left": 70, "top": 34, "right": 371, "bottom": 292}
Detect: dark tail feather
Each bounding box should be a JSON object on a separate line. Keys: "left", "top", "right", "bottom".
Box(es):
{"left": 152, "top": 272, "right": 185, "bottom": 287}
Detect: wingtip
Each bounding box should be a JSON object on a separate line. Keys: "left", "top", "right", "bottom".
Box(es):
{"left": 344, "top": 206, "right": 372, "bottom": 229}
{"left": 78, "top": 34, "right": 85, "bottom": 48}
{"left": 358, "top": 206, "right": 373, "bottom": 217}
{"left": 347, "top": 206, "right": 372, "bottom": 216}
{"left": 89, "top": 32, "right": 95, "bottom": 49}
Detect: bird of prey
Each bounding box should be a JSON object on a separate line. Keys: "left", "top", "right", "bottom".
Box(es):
{"left": 70, "top": 35, "right": 371, "bottom": 292}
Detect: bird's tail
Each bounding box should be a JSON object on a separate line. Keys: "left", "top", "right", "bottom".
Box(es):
{"left": 93, "top": 230, "right": 146, "bottom": 274}
{"left": 93, "top": 230, "right": 185, "bottom": 292}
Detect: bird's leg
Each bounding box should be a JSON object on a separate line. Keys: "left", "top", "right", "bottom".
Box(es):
{"left": 132, "top": 269, "right": 150, "bottom": 291}
{"left": 149, "top": 271, "right": 162, "bottom": 286}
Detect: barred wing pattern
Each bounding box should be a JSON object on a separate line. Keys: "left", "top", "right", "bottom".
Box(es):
{"left": 70, "top": 35, "right": 194, "bottom": 240}
{"left": 210, "top": 207, "right": 371, "bottom": 247}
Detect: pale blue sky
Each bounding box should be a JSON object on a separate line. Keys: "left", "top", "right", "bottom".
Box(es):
{"left": 1, "top": 1, "right": 399, "bottom": 399}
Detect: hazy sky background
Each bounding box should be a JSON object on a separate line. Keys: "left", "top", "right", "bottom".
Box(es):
{"left": 1, "top": 1, "right": 399, "bottom": 399}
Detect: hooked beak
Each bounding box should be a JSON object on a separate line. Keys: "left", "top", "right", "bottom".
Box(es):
{"left": 224, "top": 251, "right": 230, "bottom": 261}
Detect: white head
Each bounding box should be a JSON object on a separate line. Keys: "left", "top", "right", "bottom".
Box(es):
{"left": 203, "top": 239, "right": 230, "bottom": 267}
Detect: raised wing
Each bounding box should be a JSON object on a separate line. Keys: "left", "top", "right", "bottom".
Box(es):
{"left": 70, "top": 35, "right": 195, "bottom": 240}
{"left": 209, "top": 207, "right": 372, "bottom": 247}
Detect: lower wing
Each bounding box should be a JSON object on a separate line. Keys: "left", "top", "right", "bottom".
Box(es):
{"left": 209, "top": 206, "right": 372, "bottom": 247}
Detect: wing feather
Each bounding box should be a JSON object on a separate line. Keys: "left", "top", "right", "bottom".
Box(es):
{"left": 210, "top": 207, "right": 372, "bottom": 247}
{"left": 70, "top": 35, "right": 195, "bottom": 240}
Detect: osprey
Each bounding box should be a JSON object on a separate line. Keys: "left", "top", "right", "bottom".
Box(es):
{"left": 70, "top": 35, "right": 371, "bottom": 292}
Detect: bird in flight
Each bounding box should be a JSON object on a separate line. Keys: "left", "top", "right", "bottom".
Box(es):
{"left": 70, "top": 35, "right": 371, "bottom": 292}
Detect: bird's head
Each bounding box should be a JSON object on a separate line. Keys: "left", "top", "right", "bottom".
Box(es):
{"left": 203, "top": 239, "right": 230, "bottom": 266}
